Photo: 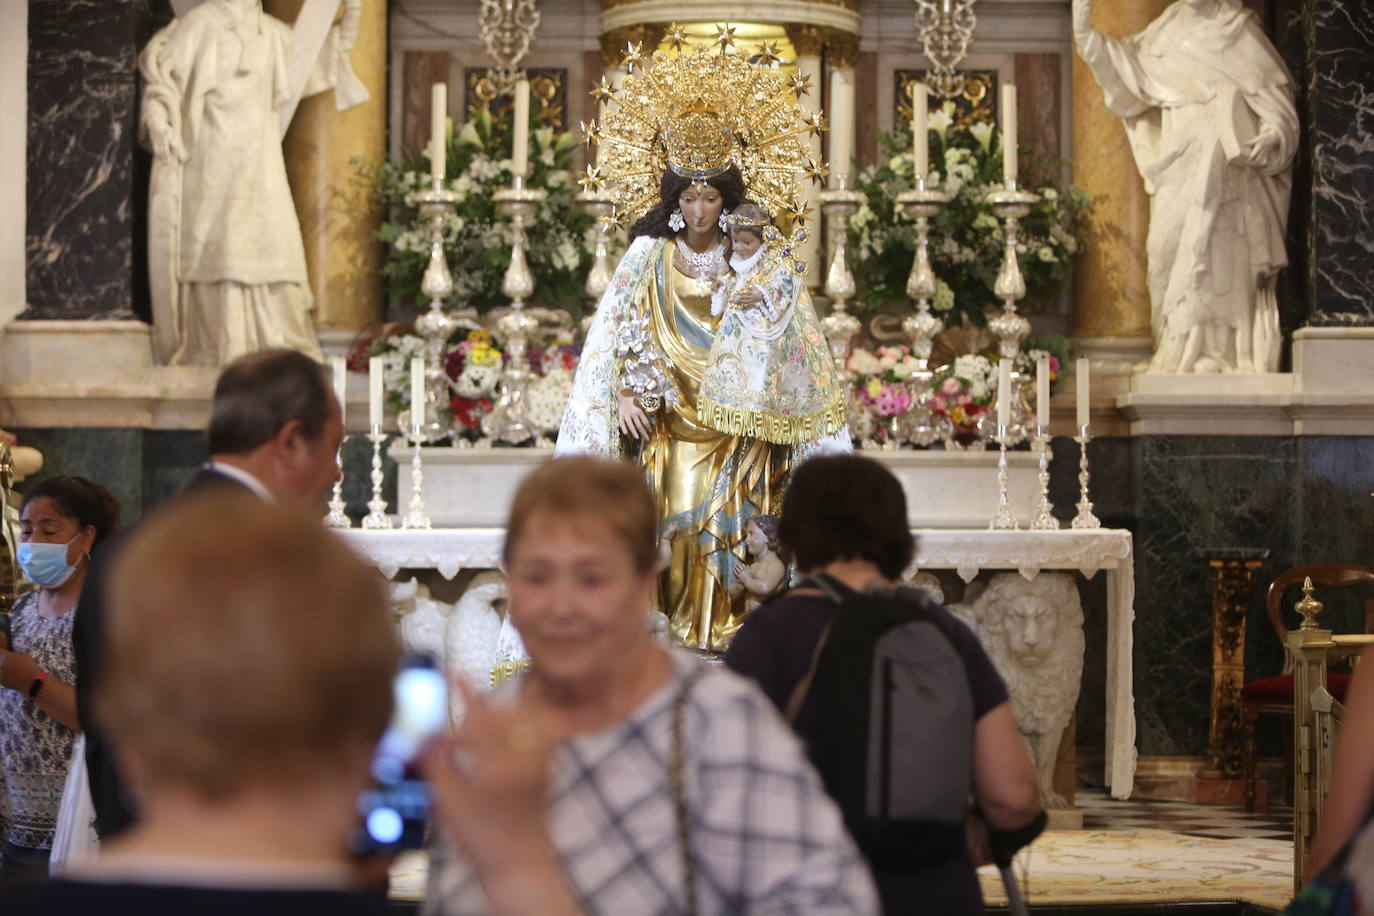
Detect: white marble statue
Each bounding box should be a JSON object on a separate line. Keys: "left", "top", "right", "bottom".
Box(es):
{"left": 953, "top": 572, "right": 1084, "bottom": 808}
{"left": 139, "top": 0, "right": 368, "bottom": 367}
{"left": 1074, "top": 0, "right": 1298, "bottom": 374}
{"left": 393, "top": 578, "right": 450, "bottom": 663}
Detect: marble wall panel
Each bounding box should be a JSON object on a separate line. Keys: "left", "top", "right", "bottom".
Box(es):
{"left": 11, "top": 429, "right": 146, "bottom": 523}
{"left": 25, "top": 0, "right": 139, "bottom": 319}
{"left": 1129, "top": 436, "right": 1297, "bottom": 756}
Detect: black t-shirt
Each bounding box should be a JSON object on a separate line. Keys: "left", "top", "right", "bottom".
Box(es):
{"left": 724, "top": 590, "right": 1011, "bottom": 916}
{"left": 3, "top": 880, "right": 390, "bottom": 916}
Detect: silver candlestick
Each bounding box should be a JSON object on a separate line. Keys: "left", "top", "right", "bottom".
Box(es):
{"left": 401, "top": 425, "right": 431, "bottom": 530}
{"left": 362, "top": 426, "right": 392, "bottom": 530}
{"left": 897, "top": 178, "right": 951, "bottom": 370}
{"left": 1030, "top": 426, "right": 1057, "bottom": 530}
{"left": 985, "top": 184, "right": 1039, "bottom": 361}
{"left": 819, "top": 181, "right": 865, "bottom": 379}
{"left": 324, "top": 444, "right": 350, "bottom": 528}
{"left": 1072, "top": 425, "right": 1101, "bottom": 529}
{"left": 406, "top": 185, "right": 463, "bottom": 442}
{"left": 990, "top": 424, "right": 1019, "bottom": 530}
{"left": 484, "top": 175, "right": 547, "bottom": 444}
{"left": 578, "top": 190, "right": 615, "bottom": 304}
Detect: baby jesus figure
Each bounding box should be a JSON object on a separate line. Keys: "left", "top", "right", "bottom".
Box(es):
{"left": 696, "top": 202, "right": 844, "bottom": 446}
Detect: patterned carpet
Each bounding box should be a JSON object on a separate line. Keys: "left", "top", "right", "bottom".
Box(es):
{"left": 391, "top": 789, "right": 1299, "bottom": 910}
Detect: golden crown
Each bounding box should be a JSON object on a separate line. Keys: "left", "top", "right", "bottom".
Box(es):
{"left": 580, "top": 24, "right": 827, "bottom": 230}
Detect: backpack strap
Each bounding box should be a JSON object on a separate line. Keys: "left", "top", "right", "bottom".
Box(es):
{"left": 781, "top": 574, "right": 853, "bottom": 724}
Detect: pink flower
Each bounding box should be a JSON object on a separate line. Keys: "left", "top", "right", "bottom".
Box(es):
{"left": 941, "top": 377, "right": 962, "bottom": 395}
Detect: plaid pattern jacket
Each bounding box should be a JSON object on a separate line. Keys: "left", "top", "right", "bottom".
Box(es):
{"left": 424, "top": 650, "right": 879, "bottom": 915}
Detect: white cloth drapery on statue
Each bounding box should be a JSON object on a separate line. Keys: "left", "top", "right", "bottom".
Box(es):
{"left": 1075, "top": 0, "right": 1298, "bottom": 374}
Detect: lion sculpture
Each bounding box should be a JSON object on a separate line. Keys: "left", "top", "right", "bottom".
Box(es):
{"left": 954, "top": 572, "right": 1084, "bottom": 808}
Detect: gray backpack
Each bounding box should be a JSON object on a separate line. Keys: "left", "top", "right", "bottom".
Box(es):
{"left": 784, "top": 574, "right": 975, "bottom": 867}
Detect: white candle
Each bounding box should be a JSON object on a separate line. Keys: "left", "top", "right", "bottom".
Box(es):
{"left": 911, "top": 81, "right": 928, "bottom": 186}
{"left": 410, "top": 357, "right": 425, "bottom": 432}
{"left": 368, "top": 355, "right": 383, "bottom": 430}
{"left": 330, "top": 356, "right": 347, "bottom": 428}
{"left": 996, "top": 358, "right": 1011, "bottom": 430}
{"left": 1036, "top": 356, "right": 1050, "bottom": 430}
{"left": 512, "top": 78, "right": 531, "bottom": 179}
{"left": 1001, "top": 82, "right": 1018, "bottom": 185}
{"left": 1076, "top": 357, "right": 1090, "bottom": 431}
{"left": 430, "top": 82, "right": 447, "bottom": 184}
{"left": 828, "top": 69, "right": 854, "bottom": 185}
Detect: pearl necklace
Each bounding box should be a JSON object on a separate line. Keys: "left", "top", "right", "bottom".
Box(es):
{"left": 675, "top": 238, "right": 724, "bottom": 277}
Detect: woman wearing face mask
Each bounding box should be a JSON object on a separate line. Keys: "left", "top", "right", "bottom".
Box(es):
{"left": 1, "top": 476, "right": 119, "bottom": 890}
{"left": 556, "top": 43, "right": 848, "bottom": 654}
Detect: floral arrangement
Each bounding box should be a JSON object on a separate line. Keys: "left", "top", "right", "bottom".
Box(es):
{"left": 444, "top": 329, "right": 505, "bottom": 431}
{"left": 359, "top": 107, "right": 596, "bottom": 314}
{"left": 359, "top": 326, "right": 581, "bottom": 441}
{"left": 848, "top": 101, "right": 1089, "bottom": 328}
{"left": 928, "top": 337, "right": 1069, "bottom": 440}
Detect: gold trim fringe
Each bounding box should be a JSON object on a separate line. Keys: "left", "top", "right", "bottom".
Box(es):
{"left": 695, "top": 392, "right": 848, "bottom": 445}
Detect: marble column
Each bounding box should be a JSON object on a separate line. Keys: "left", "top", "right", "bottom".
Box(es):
{"left": 787, "top": 25, "right": 823, "bottom": 287}
{"left": 1291, "top": 0, "right": 1374, "bottom": 326}
{"left": 266, "top": 0, "right": 387, "bottom": 335}
{"left": 1069, "top": 0, "right": 1172, "bottom": 355}
{"left": 24, "top": 0, "right": 159, "bottom": 321}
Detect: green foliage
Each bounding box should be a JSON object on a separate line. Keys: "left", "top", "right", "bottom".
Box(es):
{"left": 357, "top": 108, "right": 595, "bottom": 314}
{"left": 848, "top": 102, "right": 1088, "bottom": 328}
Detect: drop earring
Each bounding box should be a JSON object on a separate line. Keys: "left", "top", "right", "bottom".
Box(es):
{"left": 668, "top": 209, "right": 686, "bottom": 232}
{"left": 718, "top": 208, "right": 731, "bottom": 231}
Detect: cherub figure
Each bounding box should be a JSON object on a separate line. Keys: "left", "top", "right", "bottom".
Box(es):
{"left": 729, "top": 514, "right": 786, "bottom": 601}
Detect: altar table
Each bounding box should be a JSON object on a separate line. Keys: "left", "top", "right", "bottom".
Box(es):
{"left": 340, "top": 526, "right": 1137, "bottom": 799}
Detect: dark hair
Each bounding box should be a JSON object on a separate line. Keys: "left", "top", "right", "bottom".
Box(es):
{"left": 779, "top": 455, "right": 915, "bottom": 580}
{"left": 21, "top": 476, "right": 121, "bottom": 552}
{"left": 747, "top": 514, "right": 781, "bottom": 554}
{"left": 629, "top": 166, "right": 748, "bottom": 241}
{"left": 207, "top": 349, "right": 333, "bottom": 456}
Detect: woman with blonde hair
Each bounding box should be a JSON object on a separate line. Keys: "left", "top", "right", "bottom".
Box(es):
{"left": 422, "top": 456, "right": 877, "bottom": 915}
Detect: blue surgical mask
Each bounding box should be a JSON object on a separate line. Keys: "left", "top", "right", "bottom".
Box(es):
{"left": 17, "top": 538, "right": 82, "bottom": 589}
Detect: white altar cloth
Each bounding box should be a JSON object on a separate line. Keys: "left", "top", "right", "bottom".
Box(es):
{"left": 339, "top": 526, "right": 1136, "bottom": 799}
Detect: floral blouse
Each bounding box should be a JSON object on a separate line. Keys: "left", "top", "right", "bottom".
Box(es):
{"left": 0, "top": 590, "right": 78, "bottom": 850}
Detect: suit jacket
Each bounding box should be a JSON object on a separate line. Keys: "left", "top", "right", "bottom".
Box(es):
{"left": 75, "top": 469, "right": 258, "bottom": 838}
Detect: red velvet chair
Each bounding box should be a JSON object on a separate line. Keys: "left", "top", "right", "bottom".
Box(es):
{"left": 1241, "top": 564, "right": 1374, "bottom": 812}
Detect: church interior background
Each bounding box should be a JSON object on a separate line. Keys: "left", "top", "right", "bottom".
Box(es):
{"left": 2, "top": 0, "right": 1373, "bottom": 904}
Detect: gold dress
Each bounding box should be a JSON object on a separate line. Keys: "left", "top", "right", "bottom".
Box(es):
{"left": 641, "top": 244, "right": 788, "bottom": 650}
{"left": 556, "top": 237, "right": 791, "bottom": 652}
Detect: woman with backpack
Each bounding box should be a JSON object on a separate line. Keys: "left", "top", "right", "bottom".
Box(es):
{"left": 725, "top": 455, "right": 1044, "bottom": 914}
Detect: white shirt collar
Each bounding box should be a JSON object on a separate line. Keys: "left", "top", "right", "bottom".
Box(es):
{"left": 205, "top": 461, "right": 274, "bottom": 502}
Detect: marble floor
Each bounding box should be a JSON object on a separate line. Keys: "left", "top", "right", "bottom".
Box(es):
{"left": 1077, "top": 788, "right": 1294, "bottom": 842}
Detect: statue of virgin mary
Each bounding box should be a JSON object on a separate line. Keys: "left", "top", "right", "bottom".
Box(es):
{"left": 556, "top": 33, "right": 848, "bottom": 652}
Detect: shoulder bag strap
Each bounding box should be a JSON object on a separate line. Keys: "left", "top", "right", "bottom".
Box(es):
{"left": 781, "top": 576, "right": 846, "bottom": 724}
{"left": 671, "top": 665, "right": 708, "bottom": 916}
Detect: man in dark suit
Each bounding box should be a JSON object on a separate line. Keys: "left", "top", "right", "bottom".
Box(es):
{"left": 74, "top": 348, "right": 345, "bottom": 838}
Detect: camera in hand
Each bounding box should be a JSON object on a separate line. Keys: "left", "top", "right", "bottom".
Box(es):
{"left": 350, "top": 651, "right": 447, "bottom": 854}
